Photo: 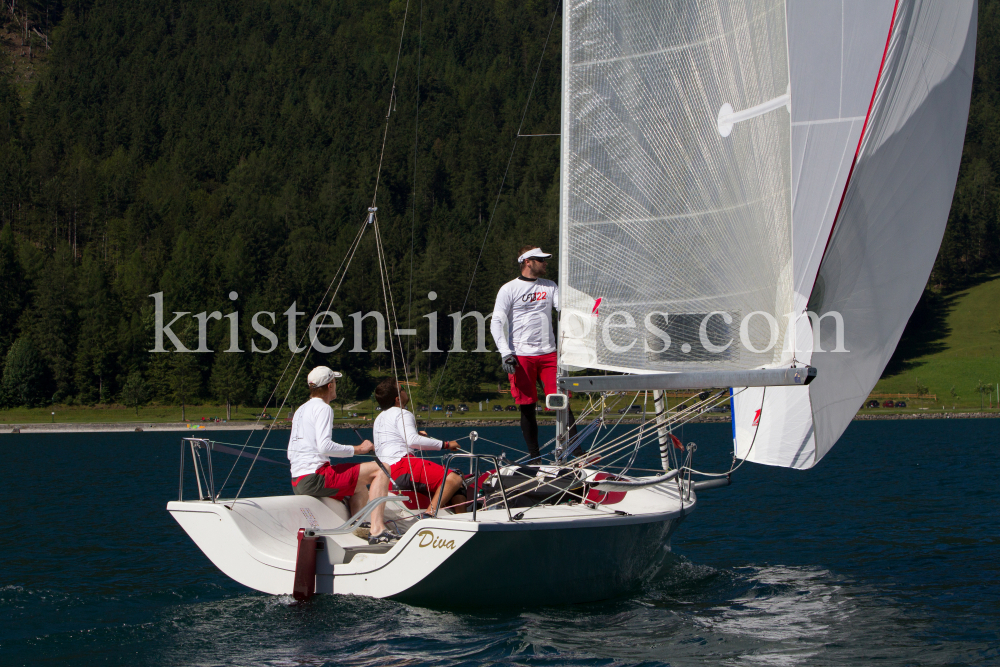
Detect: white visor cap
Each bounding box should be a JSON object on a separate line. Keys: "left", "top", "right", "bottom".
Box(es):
{"left": 518, "top": 248, "right": 552, "bottom": 263}
{"left": 307, "top": 366, "right": 342, "bottom": 388}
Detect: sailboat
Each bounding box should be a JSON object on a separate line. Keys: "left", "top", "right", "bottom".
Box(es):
{"left": 168, "top": 0, "right": 976, "bottom": 605}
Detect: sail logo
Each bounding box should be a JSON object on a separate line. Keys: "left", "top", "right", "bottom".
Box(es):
{"left": 752, "top": 409, "right": 762, "bottom": 426}
{"left": 519, "top": 292, "right": 548, "bottom": 303}
{"left": 416, "top": 529, "right": 457, "bottom": 550}
{"left": 591, "top": 297, "right": 602, "bottom": 316}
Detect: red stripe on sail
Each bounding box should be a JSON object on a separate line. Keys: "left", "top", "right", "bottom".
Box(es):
{"left": 812, "top": 0, "right": 900, "bottom": 284}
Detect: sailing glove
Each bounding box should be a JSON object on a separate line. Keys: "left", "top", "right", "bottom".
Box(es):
{"left": 501, "top": 354, "right": 519, "bottom": 375}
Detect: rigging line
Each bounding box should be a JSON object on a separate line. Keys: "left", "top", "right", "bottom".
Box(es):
{"left": 231, "top": 217, "right": 372, "bottom": 502}
{"left": 216, "top": 217, "right": 368, "bottom": 489}
{"left": 242, "top": 46, "right": 412, "bottom": 493}
{"left": 485, "top": 417, "right": 683, "bottom": 508}
{"left": 531, "top": 388, "right": 639, "bottom": 458}
{"left": 406, "top": 0, "right": 423, "bottom": 365}
{"left": 370, "top": 0, "right": 412, "bottom": 208}
{"left": 556, "top": 390, "right": 735, "bottom": 468}
{"left": 687, "top": 387, "right": 767, "bottom": 478}
{"left": 428, "top": 1, "right": 561, "bottom": 406}
{"left": 373, "top": 213, "right": 428, "bottom": 487}
{"left": 232, "top": 225, "right": 369, "bottom": 499}
{"left": 217, "top": 217, "right": 370, "bottom": 495}
{"left": 373, "top": 213, "right": 414, "bottom": 423}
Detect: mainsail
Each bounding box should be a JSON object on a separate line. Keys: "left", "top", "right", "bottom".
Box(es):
{"left": 558, "top": 0, "right": 977, "bottom": 469}
{"left": 558, "top": 0, "right": 794, "bottom": 373}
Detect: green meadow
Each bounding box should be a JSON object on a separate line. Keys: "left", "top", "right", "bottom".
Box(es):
{"left": 872, "top": 274, "right": 1000, "bottom": 411}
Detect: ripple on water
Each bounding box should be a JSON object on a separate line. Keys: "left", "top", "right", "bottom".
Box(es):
{"left": 1, "top": 422, "right": 998, "bottom": 666}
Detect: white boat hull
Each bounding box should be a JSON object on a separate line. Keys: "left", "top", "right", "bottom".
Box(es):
{"left": 168, "top": 474, "right": 694, "bottom": 606}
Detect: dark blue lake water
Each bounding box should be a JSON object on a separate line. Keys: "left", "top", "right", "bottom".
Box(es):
{"left": 1, "top": 419, "right": 997, "bottom": 666}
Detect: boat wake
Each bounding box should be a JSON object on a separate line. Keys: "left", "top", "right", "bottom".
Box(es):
{"left": 509, "top": 558, "right": 989, "bottom": 666}
{"left": 2, "top": 558, "right": 992, "bottom": 667}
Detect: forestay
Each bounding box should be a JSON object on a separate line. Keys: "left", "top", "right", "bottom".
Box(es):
{"left": 558, "top": 0, "right": 794, "bottom": 373}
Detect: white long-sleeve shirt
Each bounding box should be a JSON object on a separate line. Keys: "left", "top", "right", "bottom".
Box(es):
{"left": 373, "top": 407, "right": 442, "bottom": 466}
{"left": 287, "top": 397, "right": 355, "bottom": 477}
{"left": 489, "top": 276, "right": 559, "bottom": 357}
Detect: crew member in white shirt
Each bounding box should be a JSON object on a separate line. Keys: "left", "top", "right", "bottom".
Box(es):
{"left": 288, "top": 367, "right": 386, "bottom": 521}
{"left": 369, "top": 378, "right": 464, "bottom": 529}
{"left": 490, "top": 246, "right": 578, "bottom": 459}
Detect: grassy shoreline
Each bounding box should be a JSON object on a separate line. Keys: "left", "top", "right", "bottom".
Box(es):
{"left": 1, "top": 408, "right": 996, "bottom": 434}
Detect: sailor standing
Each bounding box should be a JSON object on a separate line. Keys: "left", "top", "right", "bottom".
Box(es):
{"left": 490, "top": 246, "right": 578, "bottom": 459}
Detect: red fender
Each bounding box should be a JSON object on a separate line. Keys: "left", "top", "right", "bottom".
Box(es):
{"left": 292, "top": 528, "right": 317, "bottom": 601}
{"left": 586, "top": 473, "right": 627, "bottom": 506}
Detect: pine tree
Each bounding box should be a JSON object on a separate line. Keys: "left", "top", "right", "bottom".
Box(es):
{"left": 170, "top": 353, "right": 201, "bottom": 422}
{"left": 121, "top": 370, "right": 150, "bottom": 417}
{"left": 75, "top": 250, "right": 118, "bottom": 403}
{"left": 1, "top": 338, "right": 47, "bottom": 407}
{"left": 210, "top": 353, "right": 248, "bottom": 421}
{"left": 0, "top": 224, "right": 26, "bottom": 370}
{"left": 21, "top": 244, "right": 78, "bottom": 402}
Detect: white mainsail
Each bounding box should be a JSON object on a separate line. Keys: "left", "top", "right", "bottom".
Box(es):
{"left": 558, "top": 0, "right": 794, "bottom": 373}
{"left": 558, "top": 0, "right": 977, "bottom": 469}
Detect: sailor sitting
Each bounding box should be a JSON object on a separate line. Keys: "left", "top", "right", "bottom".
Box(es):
{"left": 287, "top": 367, "right": 387, "bottom": 522}
{"left": 369, "top": 378, "right": 465, "bottom": 536}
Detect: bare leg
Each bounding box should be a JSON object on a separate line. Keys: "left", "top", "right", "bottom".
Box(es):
{"left": 349, "top": 462, "right": 381, "bottom": 516}
{"left": 368, "top": 469, "right": 390, "bottom": 535}
{"left": 427, "top": 472, "right": 464, "bottom": 515}
{"left": 447, "top": 492, "right": 468, "bottom": 513}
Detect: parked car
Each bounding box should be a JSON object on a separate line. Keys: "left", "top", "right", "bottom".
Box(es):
{"left": 433, "top": 405, "right": 443, "bottom": 412}
{"left": 418, "top": 405, "right": 430, "bottom": 412}
{"left": 458, "top": 404, "right": 469, "bottom": 412}
{"left": 505, "top": 405, "right": 518, "bottom": 412}
{"left": 445, "top": 404, "right": 456, "bottom": 412}
{"left": 493, "top": 404, "right": 504, "bottom": 412}
{"left": 895, "top": 401, "right": 906, "bottom": 408}
{"left": 535, "top": 404, "right": 545, "bottom": 412}
{"left": 882, "top": 400, "right": 895, "bottom": 408}
{"left": 867, "top": 400, "right": 880, "bottom": 409}
{"left": 617, "top": 405, "right": 644, "bottom": 414}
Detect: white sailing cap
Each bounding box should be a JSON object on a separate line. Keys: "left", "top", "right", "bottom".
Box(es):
{"left": 518, "top": 247, "right": 552, "bottom": 263}
{"left": 307, "top": 366, "right": 342, "bottom": 388}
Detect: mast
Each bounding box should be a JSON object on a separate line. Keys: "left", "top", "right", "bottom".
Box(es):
{"left": 555, "top": 0, "right": 572, "bottom": 452}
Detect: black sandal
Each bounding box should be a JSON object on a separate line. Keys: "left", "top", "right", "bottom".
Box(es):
{"left": 368, "top": 530, "right": 401, "bottom": 545}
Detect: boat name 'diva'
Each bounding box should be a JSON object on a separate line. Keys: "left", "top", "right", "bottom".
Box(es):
{"left": 417, "top": 530, "right": 456, "bottom": 550}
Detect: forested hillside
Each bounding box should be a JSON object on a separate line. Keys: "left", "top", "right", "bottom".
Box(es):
{"left": 0, "top": 0, "right": 997, "bottom": 410}
{"left": 0, "top": 0, "right": 562, "bottom": 408}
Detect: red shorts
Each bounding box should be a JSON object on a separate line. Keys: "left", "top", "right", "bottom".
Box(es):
{"left": 508, "top": 351, "right": 557, "bottom": 405}
{"left": 291, "top": 462, "right": 360, "bottom": 500}
{"left": 389, "top": 455, "right": 459, "bottom": 497}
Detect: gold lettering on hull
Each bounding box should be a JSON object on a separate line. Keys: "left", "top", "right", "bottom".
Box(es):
{"left": 416, "top": 529, "right": 456, "bottom": 550}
